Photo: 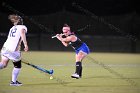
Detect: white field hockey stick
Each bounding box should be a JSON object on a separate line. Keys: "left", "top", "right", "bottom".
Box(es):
{"left": 51, "top": 34, "right": 64, "bottom": 38}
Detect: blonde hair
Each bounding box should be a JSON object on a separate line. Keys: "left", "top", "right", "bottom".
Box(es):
{"left": 8, "top": 14, "right": 23, "bottom": 25}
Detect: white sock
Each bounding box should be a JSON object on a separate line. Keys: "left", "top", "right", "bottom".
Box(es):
{"left": 12, "top": 68, "right": 21, "bottom": 82}
{"left": 0, "top": 62, "right": 4, "bottom": 69}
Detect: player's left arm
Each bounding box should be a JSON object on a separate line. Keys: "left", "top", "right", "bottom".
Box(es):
{"left": 21, "top": 28, "right": 28, "bottom": 51}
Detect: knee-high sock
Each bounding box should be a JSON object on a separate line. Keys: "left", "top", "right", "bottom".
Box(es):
{"left": 79, "top": 66, "right": 82, "bottom": 77}
{"left": 75, "top": 61, "right": 82, "bottom": 75}
{"left": 12, "top": 68, "right": 21, "bottom": 82}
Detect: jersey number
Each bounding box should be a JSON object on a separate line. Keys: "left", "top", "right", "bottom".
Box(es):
{"left": 10, "top": 28, "right": 17, "bottom": 37}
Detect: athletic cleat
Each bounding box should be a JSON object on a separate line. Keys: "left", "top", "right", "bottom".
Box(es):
{"left": 10, "top": 81, "right": 22, "bottom": 86}
{"left": 49, "top": 69, "right": 54, "bottom": 75}
{"left": 71, "top": 73, "right": 80, "bottom": 79}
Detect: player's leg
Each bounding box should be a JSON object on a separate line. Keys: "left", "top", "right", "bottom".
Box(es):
{"left": 10, "top": 51, "right": 22, "bottom": 86}
{"left": 71, "top": 43, "right": 90, "bottom": 79}
{"left": 78, "top": 43, "right": 90, "bottom": 77}
{"left": 10, "top": 60, "right": 22, "bottom": 86}
{"left": 71, "top": 51, "right": 87, "bottom": 79}
{"left": 76, "top": 51, "right": 87, "bottom": 76}
{"left": 0, "top": 56, "right": 9, "bottom": 69}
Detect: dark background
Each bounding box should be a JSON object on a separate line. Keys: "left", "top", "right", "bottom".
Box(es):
{"left": 0, "top": 0, "right": 139, "bottom": 16}
{"left": 0, "top": 0, "right": 140, "bottom": 52}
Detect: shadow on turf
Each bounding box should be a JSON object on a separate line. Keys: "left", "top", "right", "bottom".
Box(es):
{"left": 25, "top": 82, "right": 72, "bottom": 86}
{"left": 83, "top": 76, "right": 112, "bottom": 79}
{"left": 85, "top": 56, "right": 138, "bottom": 87}
{"left": 67, "top": 84, "right": 138, "bottom": 87}
{"left": 84, "top": 76, "right": 140, "bottom": 79}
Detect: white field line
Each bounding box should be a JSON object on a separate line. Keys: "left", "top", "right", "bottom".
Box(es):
{"left": 8, "top": 64, "right": 140, "bottom": 67}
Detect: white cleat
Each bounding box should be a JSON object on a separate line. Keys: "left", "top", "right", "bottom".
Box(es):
{"left": 71, "top": 73, "right": 80, "bottom": 79}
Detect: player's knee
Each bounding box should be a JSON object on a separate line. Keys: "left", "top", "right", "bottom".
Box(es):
{"left": 0, "top": 62, "right": 8, "bottom": 69}
{"left": 13, "top": 60, "right": 22, "bottom": 68}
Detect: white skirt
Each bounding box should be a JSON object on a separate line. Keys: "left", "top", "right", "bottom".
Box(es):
{"left": 1, "top": 47, "right": 21, "bottom": 62}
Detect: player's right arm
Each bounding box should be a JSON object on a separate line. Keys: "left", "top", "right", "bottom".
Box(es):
{"left": 21, "top": 28, "right": 28, "bottom": 51}
{"left": 56, "top": 34, "right": 71, "bottom": 47}
{"left": 61, "top": 41, "right": 69, "bottom": 47}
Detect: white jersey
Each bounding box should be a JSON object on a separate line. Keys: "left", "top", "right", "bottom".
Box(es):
{"left": 3, "top": 25, "right": 27, "bottom": 51}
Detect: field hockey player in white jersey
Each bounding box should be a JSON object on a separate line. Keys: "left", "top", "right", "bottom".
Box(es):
{"left": 0, "top": 14, "right": 29, "bottom": 86}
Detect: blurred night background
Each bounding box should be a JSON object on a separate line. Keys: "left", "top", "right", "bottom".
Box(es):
{"left": 0, "top": 0, "right": 140, "bottom": 53}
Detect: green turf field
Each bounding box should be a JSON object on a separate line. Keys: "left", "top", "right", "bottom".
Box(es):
{"left": 0, "top": 51, "right": 140, "bottom": 93}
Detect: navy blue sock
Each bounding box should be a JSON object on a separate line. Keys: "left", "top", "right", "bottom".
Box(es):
{"left": 75, "top": 61, "right": 82, "bottom": 76}
{"left": 79, "top": 66, "right": 82, "bottom": 77}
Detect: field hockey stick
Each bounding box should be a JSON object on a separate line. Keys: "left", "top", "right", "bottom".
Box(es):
{"left": 51, "top": 34, "right": 64, "bottom": 38}
{"left": 21, "top": 60, "right": 53, "bottom": 75}
{"left": 51, "top": 35, "right": 57, "bottom": 38}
